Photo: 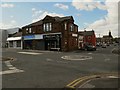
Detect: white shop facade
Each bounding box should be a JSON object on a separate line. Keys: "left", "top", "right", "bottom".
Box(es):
{"left": 7, "top": 36, "right": 23, "bottom": 49}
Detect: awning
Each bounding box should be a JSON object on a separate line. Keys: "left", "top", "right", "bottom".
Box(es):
{"left": 7, "top": 37, "right": 22, "bottom": 41}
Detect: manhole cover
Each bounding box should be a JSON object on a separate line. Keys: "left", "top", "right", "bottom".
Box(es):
{"left": 61, "top": 55, "right": 92, "bottom": 61}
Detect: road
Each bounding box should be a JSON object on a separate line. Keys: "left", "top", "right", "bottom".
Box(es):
{"left": 1, "top": 44, "right": 119, "bottom": 88}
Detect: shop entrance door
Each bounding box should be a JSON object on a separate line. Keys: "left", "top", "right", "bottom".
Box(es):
{"left": 45, "top": 40, "right": 57, "bottom": 50}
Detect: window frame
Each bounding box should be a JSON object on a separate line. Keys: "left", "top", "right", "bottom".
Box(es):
{"left": 70, "top": 24, "right": 74, "bottom": 31}
{"left": 43, "top": 23, "right": 52, "bottom": 32}
{"left": 64, "top": 22, "right": 67, "bottom": 30}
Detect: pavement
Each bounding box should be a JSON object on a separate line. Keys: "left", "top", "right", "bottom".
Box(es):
{"left": 1, "top": 44, "right": 119, "bottom": 89}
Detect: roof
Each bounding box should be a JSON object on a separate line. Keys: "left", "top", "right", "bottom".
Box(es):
{"left": 84, "top": 31, "right": 94, "bottom": 36}
{"left": 78, "top": 31, "right": 95, "bottom": 36}
{"left": 103, "top": 35, "right": 112, "bottom": 38}
{"left": 30, "top": 20, "right": 43, "bottom": 27}
{"left": 22, "top": 15, "right": 74, "bottom": 28}
{"left": 12, "top": 32, "right": 22, "bottom": 37}
{"left": 78, "top": 31, "right": 84, "bottom": 35}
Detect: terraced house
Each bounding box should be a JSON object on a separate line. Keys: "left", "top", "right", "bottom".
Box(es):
{"left": 22, "top": 15, "right": 78, "bottom": 51}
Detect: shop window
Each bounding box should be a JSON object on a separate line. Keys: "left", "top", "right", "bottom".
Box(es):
{"left": 9, "top": 41, "right": 13, "bottom": 47}
{"left": 16, "top": 41, "right": 21, "bottom": 47}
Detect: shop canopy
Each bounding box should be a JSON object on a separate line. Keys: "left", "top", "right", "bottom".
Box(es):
{"left": 7, "top": 37, "right": 22, "bottom": 41}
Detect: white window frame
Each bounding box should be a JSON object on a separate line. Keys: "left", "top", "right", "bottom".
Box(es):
{"left": 70, "top": 24, "right": 74, "bottom": 31}
{"left": 29, "top": 28, "right": 32, "bottom": 33}
{"left": 26, "top": 28, "right": 29, "bottom": 33}
{"left": 43, "top": 23, "right": 52, "bottom": 32}
{"left": 50, "top": 23, "right": 52, "bottom": 31}
{"left": 64, "top": 22, "right": 67, "bottom": 30}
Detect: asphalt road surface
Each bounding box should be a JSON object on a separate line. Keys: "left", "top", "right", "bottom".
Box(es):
{"left": 1, "top": 44, "right": 119, "bottom": 88}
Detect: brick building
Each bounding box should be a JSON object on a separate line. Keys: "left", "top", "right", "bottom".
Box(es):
{"left": 22, "top": 15, "right": 78, "bottom": 51}
{"left": 102, "top": 31, "right": 113, "bottom": 44}
{"left": 7, "top": 29, "right": 23, "bottom": 49}
{"left": 78, "top": 30, "right": 96, "bottom": 49}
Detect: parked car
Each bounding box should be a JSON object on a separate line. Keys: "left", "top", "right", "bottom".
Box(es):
{"left": 96, "top": 43, "right": 100, "bottom": 47}
{"left": 86, "top": 45, "right": 96, "bottom": 51}
{"left": 102, "top": 44, "right": 107, "bottom": 48}
{"left": 106, "top": 43, "right": 110, "bottom": 46}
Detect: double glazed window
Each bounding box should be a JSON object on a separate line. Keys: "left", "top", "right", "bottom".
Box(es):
{"left": 26, "top": 28, "right": 32, "bottom": 34}
{"left": 64, "top": 22, "right": 67, "bottom": 30}
{"left": 70, "top": 24, "right": 74, "bottom": 31}
{"left": 43, "top": 23, "right": 52, "bottom": 32}
{"left": 26, "top": 28, "right": 29, "bottom": 34}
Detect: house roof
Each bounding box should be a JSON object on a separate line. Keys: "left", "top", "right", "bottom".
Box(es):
{"left": 103, "top": 35, "right": 113, "bottom": 38}
{"left": 78, "top": 31, "right": 95, "bottom": 36}
{"left": 12, "top": 32, "right": 22, "bottom": 37}
{"left": 84, "top": 31, "right": 94, "bottom": 36}
{"left": 78, "top": 31, "right": 84, "bottom": 35}
{"left": 22, "top": 15, "right": 74, "bottom": 28}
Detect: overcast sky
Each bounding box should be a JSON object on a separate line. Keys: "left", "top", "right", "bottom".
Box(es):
{"left": 0, "top": 0, "right": 119, "bottom": 37}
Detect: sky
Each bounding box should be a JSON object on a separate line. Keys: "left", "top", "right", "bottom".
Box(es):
{"left": 0, "top": 0, "right": 119, "bottom": 37}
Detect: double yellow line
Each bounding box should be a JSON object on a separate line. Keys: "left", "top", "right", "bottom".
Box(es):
{"left": 65, "top": 72, "right": 118, "bottom": 89}
{"left": 66, "top": 75, "right": 99, "bottom": 89}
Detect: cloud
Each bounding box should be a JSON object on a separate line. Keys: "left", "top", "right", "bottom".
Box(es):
{"left": 72, "top": 0, "right": 107, "bottom": 11}
{"left": 32, "top": 10, "right": 64, "bottom": 22}
{"left": 76, "top": 13, "right": 81, "bottom": 17}
{"left": 32, "top": 8, "right": 36, "bottom": 11}
{"left": 32, "top": 8, "right": 43, "bottom": 17}
{"left": 86, "top": 0, "right": 119, "bottom": 37}
{"left": 0, "top": 20, "right": 17, "bottom": 29}
{"left": 10, "top": 15, "right": 14, "bottom": 18}
{"left": 54, "top": 3, "right": 69, "bottom": 10}
{"left": 0, "top": 3, "right": 14, "bottom": 8}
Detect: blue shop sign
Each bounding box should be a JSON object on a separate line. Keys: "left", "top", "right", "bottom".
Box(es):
{"left": 23, "top": 35, "right": 35, "bottom": 40}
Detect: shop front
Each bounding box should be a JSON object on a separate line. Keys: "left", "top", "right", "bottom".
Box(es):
{"left": 43, "top": 34, "right": 61, "bottom": 51}
{"left": 7, "top": 36, "right": 22, "bottom": 49}
{"left": 23, "top": 33, "right": 61, "bottom": 51}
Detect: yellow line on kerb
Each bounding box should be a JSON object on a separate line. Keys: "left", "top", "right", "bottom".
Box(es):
{"left": 66, "top": 73, "right": 118, "bottom": 89}
{"left": 72, "top": 75, "right": 98, "bottom": 87}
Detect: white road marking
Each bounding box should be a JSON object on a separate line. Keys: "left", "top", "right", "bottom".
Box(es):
{"left": 0, "top": 69, "right": 24, "bottom": 75}
{"left": 104, "top": 58, "right": 110, "bottom": 61}
{"left": 46, "top": 58, "right": 53, "bottom": 62}
{"left": 4, "top": 61, "right": 16, "bottom": 70}
{"left": 108, "top": 76, "right": 118, "bottom": 78}
{"left": 18, "top": 52, "right": 42, "bottom": 55}
{"left": 1, "top": 61, "right": 24, "bottom": 75}
{"left": 61, "top": 55, "right": 92, "bottom": 61}
{"left": 88, "top": 53, "right": 92, "bottom": 54}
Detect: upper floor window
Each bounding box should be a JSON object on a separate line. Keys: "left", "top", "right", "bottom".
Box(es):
{"left": 26, "top": 28, "right": 32, "bottom": 34}
{"left": 64, "top": 22, "right": 67, "bottom": 30}
{"left": 26, "top": 28, "right": 29, "bottom": 34}
{"left": 29, "top": 28, "right": 32, "bottom": 33}
{"left": 70, "top": 24, "right": 74, "bottom": 31}
{"left": 43, "top": 23, "right": 52, "bottom": 32}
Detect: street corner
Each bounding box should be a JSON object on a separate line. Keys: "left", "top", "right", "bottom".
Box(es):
{"left": 65, "top": 72, "right": 119, "bottom": 89}
{"left": 61, "top": 55, "right": 92, "bottom": 61}
{"left": 1, "top": 57, "right": 17, "bottom": 62}
{"left": 1, "top": 56, "right": 24, "bottom": 75}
